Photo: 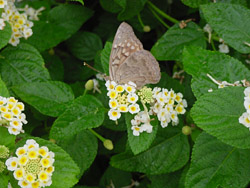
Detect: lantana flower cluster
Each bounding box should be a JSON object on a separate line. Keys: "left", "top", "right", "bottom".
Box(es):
{"left": 106, "top": 81, "right": 140, "bottom": 121}
{"left": 0, "top": 0, "right": 44, "bottom": 46}
{"left": 150, "top": 87, "right": 187, "bottom": 127}
{"left": 0, "top": 96, "right": 27, "bottom": 135}
{"left": 6, "top": 139, "right": 55, "bottom": 188}
{"left": 239, "top": 87, "right": 250, "bottom": 129}
{"left": 105, "top": 81, "right": 187, "bottom": 136}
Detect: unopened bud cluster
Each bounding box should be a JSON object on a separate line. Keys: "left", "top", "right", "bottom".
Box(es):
{"left": 0, "top": 96, "right": 27, "bottom": 135}
{"left": 6, "top": 139, "right": 55, "bottom": 188}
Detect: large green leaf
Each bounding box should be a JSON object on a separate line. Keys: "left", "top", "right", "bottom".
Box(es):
{"left": 151, "top": 22, "right": 206, "bottom": 61}
{"left": 0, "top": 174, "right": 9, "bottom": 188}
{"left": 10, "top": 137, "right": 80, "bottom": 188}
{"left": 0, "top": 43, "right": 50, "bottom": 88}
{"left": 0, "top": 22, "right": 11, "bottom": 50}
{"left": 100, "top": 166, "right": 132, "bottom": 187}
{"left": 201, "top": 3, "right": 250, "bottom": 53}
{"left": 110, "top": 126, "right": 190, "bottom": 175}
{"left": 67, "top": 31, "right": 103, "bottom": 61}
{"left": 0, "top": 126, "right": 16, "bottom": 151}
{"left": 50, "top": 95, "right": 105, "bottom": 141}
{"left": 58, "top": 130, "right": 98, "bottom": 176}
{"left": 191, "top": 87, "right": 250, "bottom": 149}
{"left": 12, "top": 81, "right": 74, "bottom": 117}
{"left": 126, "top": 113, "right": 158, "bottom": 155}
{"left": 181, "top": 0, "right": 247, "bottom": 8}
{"left": 0, "top": 76, "right": 9, "bottom": 97}
{"left": 182, "top": 46, "right": 250, "bottom": 98}
{"left": 25, "top": 4, "right": 94, "bottom": 51}
{"left": 100, "top": 0, "right": 122, "bottom": 13}
{"left": 101, "top": 42, "right": 112, "bottom": 76}
{"left": 116, "top": 0, "right": 147, "bottom": 21}
{"left": 186, "top": 132, "right": 250, "bottom": 188}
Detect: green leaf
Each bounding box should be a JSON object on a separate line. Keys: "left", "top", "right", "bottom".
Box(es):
{"left": 126, "top": 113, "right": 158, "bottom": 155}
{"left": 0, "top": 126, "right": 15, "bottom": 151}
{"left": 100, "top": 0, "right": 122, "bottom": 13}
{"left": 0, "top": 43, "right": 50, "bottom": 88}
{"left": 58, "top": 130, "right": 98, "bottom": 176}
{"left": 0, "top": 22, "right": 11, "bottom": 50}
{"left": 182, "top": 46, "right": 250, "bottom": 98}
{"left": 43, "top": 53, "right": 64, "bottom": 81}
{"left": 11, "top": 137, "right": 80, "bottom": 188}
{"left": 25, "top": 4, "right": 94, "bottom": 51}
{"left": 67, "top": 31, "right": 103, "bottom": 61}
{"left": 0, "top": 76, "right": 9, "bottom": 97}
{"left": 100, "top": 166, "right": 132, "bottom": 187}
{"left": 12, "top": 81, "right": 74, "bottom": 117}
{"left": 151, "top": 22, "right": 206, "bottom": 61}
{"left": 0, "top": 174, "right": 9, "bottom": 188}
{"left": 111, "top": 126, "right": 190, "bottom": 175}
{"left": 50, "top": 95, "right": 105, "bottom": 141}
{"left": 149, "top": 167, "right": 187, "bottom": 188}
{"left": 181, "top": 0, "right": 247, "bottom": 8}
{"left": 191, "top": 87, "right": 250, "bottom": 149}
{"left": 186, "top": 132, "right": 250, "bottom": 188}
{"left": 101, "top": 42, "right": 112, "bottom": 76}
{"left": 201, "top": 3, "right": 250, "bottom": 53}
{"left": 116, "top": 0, "right": 147, "bottom": 21}
{"left": 69, "top": 0, "right": 84, "bottom": 5}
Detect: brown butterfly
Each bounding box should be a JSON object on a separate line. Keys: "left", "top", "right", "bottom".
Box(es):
{"left": 108, "top": 22, "right": 161, "bottom": 89}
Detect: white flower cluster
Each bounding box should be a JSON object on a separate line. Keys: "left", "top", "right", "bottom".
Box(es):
{"left": 0, "top": 96, "right": 27, "bottom": 135}
{"left": 149, "top": 87, "right": 187, "bottom": 128}
{"left": 239, "top": 87, "right": 250, "bottom": 129}
{"left": 131, "top": 111, "right": 152, "bottom": 136}
{"left": 218, "top": 38, "right": 229, "bottom": 54}
{"left": 106, "top": 81, "right": 140, "bottom": 121}
{"left": 0, "top": 0, "right": 35, "bottom": 46}
{"left": 6, "top": 139, "right": 55, "bottom": 188}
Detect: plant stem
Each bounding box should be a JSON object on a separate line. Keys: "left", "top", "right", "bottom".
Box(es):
{"left": 88, "top": 128, "right": 106, "bottom": 142}
{"left": 211, "top": 39, "right": 216, "bottom": 51}
{"left": 147, "top": 1, "right": 178, "bottom": 24}
{"left": 137, "top": 13, "right": 145, "bottom": 28}
{"left": 148, "top": 6, "right": 170, "bottom": 29}
{"left": 83, "top": 89, "right": 87, "bottom": 96}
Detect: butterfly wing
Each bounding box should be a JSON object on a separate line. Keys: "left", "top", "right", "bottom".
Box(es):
{"left": 109, "top": 22, "right": 143, "bottom": 81}
{"left": 114, "top": 50, "right": 161, "bottom": 89}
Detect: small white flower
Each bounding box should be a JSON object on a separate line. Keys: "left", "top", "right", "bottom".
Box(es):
{"left": 152, "top": 87, "right": 161, "bottom": 98}
{"left": 175, "top": 104, "right": 186, "bottom": 114}
{"left": 128, "top": 81, "right": 137, "bottom": 88}
{"left": 180, "top": 99, "right": 188, "bottom": 108}
{"left": 244, "top": 99, "right": 250, "bottom": 114}
{"left": 0, "top": 0, "right": 7, "bottom": 9}
{"left": 131, "top": 125, "right": 142, "bottom": 136}
{"left": 118, "top": 105, "right": 128, "bottom": 113}
{"left": 125, "top": 84, "right": 136, "bottom": 93}
{"left": 109, "top": 99, "right": 118, "bottom": 109}
{"left": 239, "top": 112, "right": 250, "bottom": 128}
{"left": 108, "top": 109, "right": 121, "bottom": 121}
{"left": 157, "top": 109, "right": 168, "bottom": 122}
{"left": 96, "top": 73, "right": 104, "bottom": 81}
{"left": 175, "top": 92, "right": 183, "bottom": 103}
{"left": 25, "top": 139, "right": 39, "bottom": 150}
{"left": 128, "top": 104, "right": 140, "bottom": 114}
{"left": 168, "top": 89, "right": 176, "bottom": 99}
{"left": 107, "top": 90, "right": 118, "bottom": 99}
{"left": 170, "top": 111, "right": 178, "bottom": 123}
{"left": 105, "top": 80, "right": 117, "bottom": 91}
{"left": 6, "top": 157, "right": 18, "bottom": 171}
{"left": 152, "top": 102, "right": 162, "bottom": 114}
{"left": 127, "top": 93, "right": 138, "bottom": 104}
{"left": 141, "top": 123, "right": 153, "bottom": 133}
{"left": 156, "top": 92, "right": 167, "bottom": 106}
{"left": 8, "top": 127, "right": 21, "bottom": 135}
{"left": 161, "top": 118, "right": 171, "bottom": 128}
{"left": 115, "top": 85, "right": 124, "bottom": 93}
{"left": 244, "top": 87, "right": 250, "bottom": 99}
{"left": 219, "top": 43, "right": 229, "bottom": 53}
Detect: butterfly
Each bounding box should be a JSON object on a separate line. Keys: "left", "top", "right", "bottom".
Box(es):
{"left": 108, "top": 22, "right": 161, "bottom": 89}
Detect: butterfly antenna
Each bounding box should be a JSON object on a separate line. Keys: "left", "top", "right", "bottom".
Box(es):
{"left": 83, "top": 62, "right": 103, "bottom": 74}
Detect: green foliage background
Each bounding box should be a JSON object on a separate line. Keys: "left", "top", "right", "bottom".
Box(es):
{"left": 0, "top": 0, "right": 250, "bottom": 187}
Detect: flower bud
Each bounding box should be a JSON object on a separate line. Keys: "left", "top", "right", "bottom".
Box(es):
{"left": 0, "top": 145, "right": 9, "bottom": 158}
{"left": 85, "top": 80, "right": 94, "bottom": 91}
{"left": 48, "top": 48, "right": 55, "bottom": 55}
{"left": 182, "top": 126, "right": 192, "bottom": 135}
{"left": 143, "top": 25, "right": 151, "bottom": 32}
{"left": 103, "top": 139, "right": 113, "bottom": 150}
